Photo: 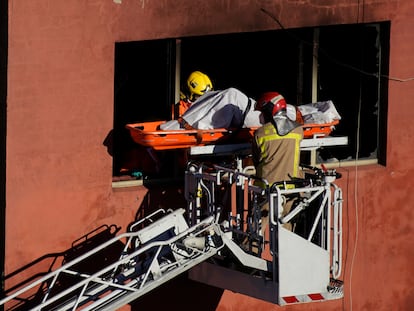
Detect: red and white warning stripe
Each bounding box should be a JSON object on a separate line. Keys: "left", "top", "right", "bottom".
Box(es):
{"left": 282, "top": 293, "right": 326, "bottom": 304}
{"left": 281, "top": 289, "right": 343, "bottom": 305}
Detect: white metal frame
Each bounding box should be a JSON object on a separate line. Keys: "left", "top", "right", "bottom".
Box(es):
{"left": 1, "top": 163, "right": 344, "bottom": 310}
{"left": 0, "top": 209, "right": 224, "bottom": 311}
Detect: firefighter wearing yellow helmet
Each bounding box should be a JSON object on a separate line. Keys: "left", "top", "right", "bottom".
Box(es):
{"left": 186, "top": 71, "right": 213, "bottom": 101}
{"left": 173, "top": 71, "right": 213, "bottom": 119}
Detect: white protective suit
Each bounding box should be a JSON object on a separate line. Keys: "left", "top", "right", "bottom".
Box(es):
{"left": 297, "top": 100, "right": 341, "bottom": 124}
{"left": 160, "top": 88, "right": 263, "bottom": 130}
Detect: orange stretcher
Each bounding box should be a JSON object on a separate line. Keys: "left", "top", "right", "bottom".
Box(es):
{"left": 126, "top": 120, "right": 339, "bottom": 150}
{"left": 302, "top": 120, "right": 339, "bottom": 139}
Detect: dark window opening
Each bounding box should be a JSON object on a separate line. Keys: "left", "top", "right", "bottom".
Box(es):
{"left": 317, "top": 23, "right": 389, "bottom": 164}
{"left": 112, "top": 22, "right": 389, "bottom": 182}
{"left": 180, "top": 29, "right": 314, "bottom": 104}
{"left": 112, "top": 40, "right": 175, "bottom": 179}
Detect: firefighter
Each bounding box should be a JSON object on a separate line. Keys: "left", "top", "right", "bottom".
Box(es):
{"left": 172, "top": 71, "right": 213, "bottom": 119}
{"left": 253, "top": 92, "right": 304, "bottom": 232}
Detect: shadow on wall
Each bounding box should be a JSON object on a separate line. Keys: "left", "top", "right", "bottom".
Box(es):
{"left": 2, "top": 185, "right": 223, "bottom": 311}
{"left": 103, "top": 128, "right": 187, "bottom": 180}
{"left": 129, "top": 271, "right": 224, "bottom": 311}
{"left": 103, "top": 128, "right": 162, "bottom": 178}
{"left": 2, "top": 224, "right": 123, "bottom": 311}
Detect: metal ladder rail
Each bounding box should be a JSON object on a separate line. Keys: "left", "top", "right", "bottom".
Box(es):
{"left": 48, "top": 217, "right": 221, "bottom": 311}
{"left": 0, "top": 213, "right": 223, "bottom": 311}
{"left": 53, "top": 218, "right": 224, "bottom": 311}
{"left": 129, "top": 208, "right": 168, "bottom": 232}
{"left": 27, "top": 218, "right": 218, "bottom": 310}
{"left": 0, "top": 230, "right": 141, "bottom": 309}
{"left": 0, "top": 209, "right": 172, "bottom": 309}
{"left": 52, "top": 209, "right": 174, "bottom": 310}
{"left": 81, "top": 222, "right": 225, "bottom": 311}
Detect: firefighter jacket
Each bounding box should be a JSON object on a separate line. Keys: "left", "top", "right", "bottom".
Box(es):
{"left": 252, "top": 122, "right": 303, "bottom": 186}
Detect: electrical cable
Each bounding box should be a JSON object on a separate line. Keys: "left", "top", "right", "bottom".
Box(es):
{"left": 348, "top": 38, "right": 364, "bottom": 310}
{"left": 260, "top": 7, "right": 414, "bottom": 83}
{"left": 338, "top": 167, "right": 351, "bottom": 311}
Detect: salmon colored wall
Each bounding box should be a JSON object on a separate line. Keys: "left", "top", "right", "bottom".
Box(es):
{"left": 5, "top": 0, "right": 414, "bottom": 310}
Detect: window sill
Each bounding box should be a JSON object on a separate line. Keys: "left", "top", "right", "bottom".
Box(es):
{"left": 320, "top": 158, "right": 378, "bottom": 169}
{"left": 112, "top": 179, "right": 143, "bottom": 188}
{"left": 112, "top": 176, "right": 185, "bottom": 189}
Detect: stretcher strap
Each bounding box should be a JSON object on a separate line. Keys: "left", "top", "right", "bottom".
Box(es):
{"left": 177, "top": 117, "right": 194, "bottom": 130}
{"left": 242, "top": 99, "right": 252, "bottom": 127}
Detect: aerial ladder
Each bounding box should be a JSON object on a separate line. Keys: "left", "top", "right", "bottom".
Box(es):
{"left": 0, "top": 159, "right": 344, "bottom": 310}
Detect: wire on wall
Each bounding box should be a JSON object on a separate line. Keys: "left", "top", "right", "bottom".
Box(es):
{"left": 260, "top": 8, "right": 414, "bottom": 83}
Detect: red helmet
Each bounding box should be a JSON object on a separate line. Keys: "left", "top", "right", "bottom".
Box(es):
{"left": 255, "top": 92, "right": 287, "bottom": 116}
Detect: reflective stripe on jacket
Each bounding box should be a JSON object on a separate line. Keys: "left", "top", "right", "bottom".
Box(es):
{"left": 253, "top": 122, "right": 303, "bottom": 186}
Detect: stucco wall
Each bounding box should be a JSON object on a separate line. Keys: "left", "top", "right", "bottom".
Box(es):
{"left": 5, "top": 0, "right": 414, "bottom": 310}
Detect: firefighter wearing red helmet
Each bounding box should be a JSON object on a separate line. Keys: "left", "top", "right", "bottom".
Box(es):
{"left": 253, "top": 92, "right": 304, "bottom": 232}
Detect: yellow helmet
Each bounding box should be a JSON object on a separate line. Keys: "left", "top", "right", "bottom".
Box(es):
{"left": 186, "top": 71, "right": 213, "bottom": 100}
